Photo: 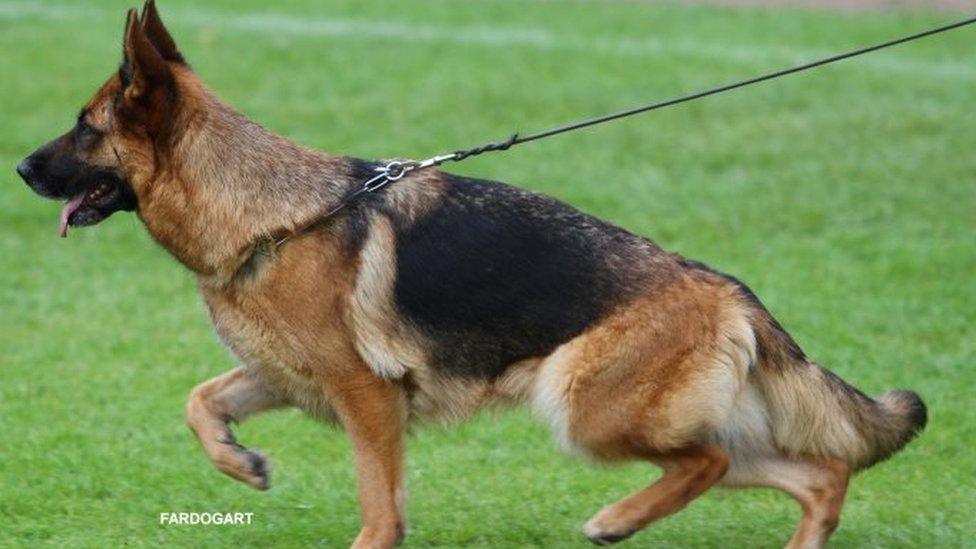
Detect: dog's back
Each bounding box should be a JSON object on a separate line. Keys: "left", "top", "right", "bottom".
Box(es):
{"left": 367, "top": 167, "right": 657, "bottom": 378}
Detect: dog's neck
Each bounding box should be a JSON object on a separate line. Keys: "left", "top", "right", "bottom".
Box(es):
{"left": 136, "top": 87, "right": 351, "bottom": 282}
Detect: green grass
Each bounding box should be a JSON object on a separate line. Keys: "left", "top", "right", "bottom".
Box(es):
{"left": 1, "top": 0, "right": 974, "bottom": 546}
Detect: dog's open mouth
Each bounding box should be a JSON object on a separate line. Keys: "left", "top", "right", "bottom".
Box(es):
{"left": 59, "top": 180, "right": 130, "bottom": 237}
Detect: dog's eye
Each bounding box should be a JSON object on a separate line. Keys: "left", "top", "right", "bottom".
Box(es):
{"left": 75, "top": 119, "right": 100, "bottom": 144}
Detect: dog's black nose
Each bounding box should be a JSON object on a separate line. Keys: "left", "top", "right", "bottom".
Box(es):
{"left": 16, "top": 158, "right": 33, "bottom": 182}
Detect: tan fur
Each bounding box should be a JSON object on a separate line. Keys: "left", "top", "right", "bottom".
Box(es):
{"left": 186, "top": 367, "right": 287, "bottom": 489}
{"left": 533, "top": 272, "right": 755, "bottom": 460}
{"left": 584, "top": 445, "right": 731, "bottom": 544}
{"left": 750, "top": 314, "right": 924, "bottom": 470}
{"left": 756, "top": 363, "right": 872, "bottom": 465}
{"left": 146, "top": 70, "right": 351, "bottom": 283}
{"left": 351, "top": 214, "right": 431, "bottom": 381}
{"left": 723, "top": 455, "right": 850, "bottom": 549}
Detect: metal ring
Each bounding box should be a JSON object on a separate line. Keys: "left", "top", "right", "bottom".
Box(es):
{"left": 384, "top": 160, "right": 420, "bottom": 181}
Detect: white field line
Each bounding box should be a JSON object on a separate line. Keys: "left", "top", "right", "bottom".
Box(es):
{"left": 0, "top": 2, "right": 77, "bottom": 19}
{"left": 1, "top": 1, "right": 973, "bottom": 79}
{"left": 214, "top": 10, "right": 976, "bottom": 79}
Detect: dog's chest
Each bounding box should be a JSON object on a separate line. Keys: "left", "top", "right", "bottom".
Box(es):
{"left": 202, "top": 289, "right": 319, "bottom": 393}
{"left": 197, "top": 242, "right": 360, "bottom": 404}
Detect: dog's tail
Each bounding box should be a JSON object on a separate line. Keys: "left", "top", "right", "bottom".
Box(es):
{"left": 748, "top": 309, "right": 927, "bottom": 471}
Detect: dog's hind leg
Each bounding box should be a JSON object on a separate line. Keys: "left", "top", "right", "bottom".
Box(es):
{"left": 583, "top": 445, "right": 730, "bottom": 545}
{"left": 186, "top": 367, "right": 288, "bottom": 490}
{"left": 531, "top": 279, "right": 751, "bottom": 545}
{"left": 721, "top": 454, "right": 850, "bottom": 549}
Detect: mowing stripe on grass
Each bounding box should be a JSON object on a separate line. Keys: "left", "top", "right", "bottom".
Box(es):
{"left": 213, "top": 10, "right": 976, "bottom": 80}
{"left": 1, "top": 0, "right": 973, "bottom": 80}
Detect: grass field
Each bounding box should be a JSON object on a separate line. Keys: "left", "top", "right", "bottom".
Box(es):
{"left": 1, "top": 0, "right": 974, "bottom": 547}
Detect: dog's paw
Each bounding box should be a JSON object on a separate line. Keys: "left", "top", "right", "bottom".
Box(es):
{"left": 214, "top": 442, "right": 271, "bottom": 491}
{"left": 240, "top": 448, "right": 270, "bottom": 491}
{"left": 583, "top": 518, "right": 636, "bottom": 546}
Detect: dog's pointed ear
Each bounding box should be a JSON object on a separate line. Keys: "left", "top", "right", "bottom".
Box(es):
{"left": 141, "top": 0, "right": 184, "bottom": 64}
{"left": 120, "top": 9, "right": 172, "bottom": 101}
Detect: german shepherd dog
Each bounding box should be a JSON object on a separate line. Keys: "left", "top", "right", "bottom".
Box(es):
{"left": 17, "top": 3, "right": 926, "bottom": 547}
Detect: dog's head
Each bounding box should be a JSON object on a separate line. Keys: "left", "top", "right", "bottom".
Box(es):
{"left": 16, "top": 1, "right": 185, "bottom": 237}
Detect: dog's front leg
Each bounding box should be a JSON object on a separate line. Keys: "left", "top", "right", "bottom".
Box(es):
{"left": 186, "top": 367, "right": 288, "bottom": 490}
{"left": 326, "top": 367, "right": 408, "bottom": 549}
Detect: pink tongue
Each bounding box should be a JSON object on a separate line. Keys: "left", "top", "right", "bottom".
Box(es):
{"left": 59, "top": 193, "right": 87, "bottom": 238}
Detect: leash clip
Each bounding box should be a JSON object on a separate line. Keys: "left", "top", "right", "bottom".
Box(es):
{"left": 380, "top": 160, "right": 418, "bottom": 181}
{"left": 362, "top": 159, "right": 425, "bottom": 193}
{"left": 364, "top": 155, "right": 455, "bottom": 193}
{"left": 359, "top": 161, "right": 407, "bottom": 194}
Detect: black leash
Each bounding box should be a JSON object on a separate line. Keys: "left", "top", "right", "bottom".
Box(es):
{"left": 277, "top": 15, "right": 976, "bottom": 247}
